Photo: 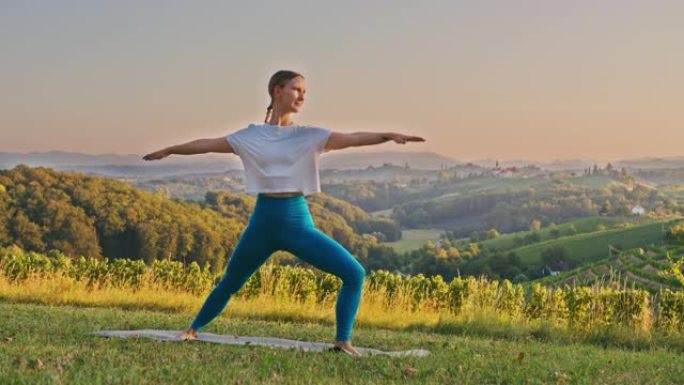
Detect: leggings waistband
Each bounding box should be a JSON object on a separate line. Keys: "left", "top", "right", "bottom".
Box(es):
{"left": 249, "top": 193, "right": 313, "bottom": 227}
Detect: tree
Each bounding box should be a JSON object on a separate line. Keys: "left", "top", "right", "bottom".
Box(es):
{"left": 9, "top": 211, "right": 45, "bottom": 251}
{"left": 541, "top": 245, "right": 568, "bottom": 265}
{"left": 512, "top": 273, "right": 528, "bottom": 283}
{"left": 599, "top": 200, "right": 612, "bottom": 216}
{"left": 530, "top": 219, "right": 542, "bottom": 231}
{"left": 486, "top": 228, "right": 500, "bottom": 239}
{"left": 620, "top": 167, "right": 628, "bottom": 180}
{"left": 667, "top": 223, "right": 684, "bottom": 241}
{"left": 617, "top": 204, "right": 631, "bottom": 216}
{"left": 513, "top": 236, "right": 524, "bottom": 247}
{"left": 548, "top": 222, "right": 560, "bottom": 239}
{"left": 523, "top": 232, "right": 542, "bottom": 244}
{"left": 447, "top": 247, "right": 461, "bottom": 258}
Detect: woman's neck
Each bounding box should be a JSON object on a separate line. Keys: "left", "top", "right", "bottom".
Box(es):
{"left": 266, "top": 111, "right": 295, "bottom": 126}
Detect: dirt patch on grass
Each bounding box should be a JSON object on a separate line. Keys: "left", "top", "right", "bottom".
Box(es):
{"left": 641, "top": 264, "right": 661, "bottom": 276}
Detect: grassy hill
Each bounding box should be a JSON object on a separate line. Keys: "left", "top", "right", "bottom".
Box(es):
{"left": 509, "top": 220, "right": 672, "bottom": 266}
{"left": 478, "top": 216, "right": 654, "bottom": 252}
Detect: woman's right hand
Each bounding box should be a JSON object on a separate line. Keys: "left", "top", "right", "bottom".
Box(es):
{"left": 142, "top": 148, "right": 171, "bottom": 161}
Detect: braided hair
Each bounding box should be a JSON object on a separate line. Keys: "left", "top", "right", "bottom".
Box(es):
{"left": 264, "top": 70, "right": 304, "bottom": 123}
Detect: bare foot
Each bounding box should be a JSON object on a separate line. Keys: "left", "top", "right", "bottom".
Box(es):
{"left": 175, "top": 327, "right": 198, "bottom": 341}
{"left": 332, "top": 341, "right": 363, "bottom": 356}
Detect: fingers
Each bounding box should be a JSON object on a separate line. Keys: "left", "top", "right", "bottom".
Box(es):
{"left": 142, "top": 150, "right": 168, "bottom": 161}
{"left": 395, "top": 135, "right": 426, "bottom": 144}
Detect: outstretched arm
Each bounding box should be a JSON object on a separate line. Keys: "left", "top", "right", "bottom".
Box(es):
{"left": 324, "top": 131, "right": 426, "bottom": 152}
{"left": 142, "top": 137, "right": 235, "bottom": 161}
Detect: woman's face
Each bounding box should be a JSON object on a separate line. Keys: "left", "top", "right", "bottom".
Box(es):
{"left": 274, "top": 76, "right": 306, "bottom": 113}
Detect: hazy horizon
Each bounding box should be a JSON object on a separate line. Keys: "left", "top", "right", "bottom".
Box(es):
{"left": 2, "top": 1, "right": 682, "bottom": 162}
{"left": 3, "top": 147, "right": 679, "bottom": 166}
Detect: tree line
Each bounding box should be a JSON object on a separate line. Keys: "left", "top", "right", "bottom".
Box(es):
{"left": 0, "top": 165, "right": 402, "bottom": 274}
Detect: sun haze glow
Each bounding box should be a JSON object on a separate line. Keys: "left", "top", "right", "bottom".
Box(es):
{"left": 1, "top": 1, "right": 682, "bottom": 162}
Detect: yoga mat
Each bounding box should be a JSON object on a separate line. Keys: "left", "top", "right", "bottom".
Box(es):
{"left": 89, "top": 329, "right": 431, "bottom": 357}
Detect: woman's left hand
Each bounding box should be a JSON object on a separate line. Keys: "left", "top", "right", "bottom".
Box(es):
{"left": 387, "top": 133, "right": 426, "bottom": 144}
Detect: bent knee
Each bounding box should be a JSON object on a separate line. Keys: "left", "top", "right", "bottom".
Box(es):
{"left": 344, "top": 262, "right": 366, "bottom": 287}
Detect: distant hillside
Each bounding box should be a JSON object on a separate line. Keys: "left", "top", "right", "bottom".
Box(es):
{"left": 320, "top": 150, "right": 460, "bottom": 170}
{"left": 8, "top": 151, "right": 684, "bottom": 177}
{"left": 615, "top": 156, "right": 684, "bottom": 170}
{"left": 390, "top": 173, "right": 661, "bottom": 234}
{"left": 469, "top": 158, "right": 601, "bottom": 171}
{"left": 510, "top": 221, "right": 670, "bottom": 266}
{"left": 445, "top": 217, "right": 679, "bottom": 282}
{"left": 0, "top": 150, "right": 461, "bottom": 177}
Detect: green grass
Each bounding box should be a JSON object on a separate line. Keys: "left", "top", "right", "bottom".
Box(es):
{"left": 383, "top": 229, "right": 445, "bottom": 253}
{"left": 511, "top": 221, "right": 668, "bottom": 265}
{"left": 369, "top": 208, "right": 393, "bottom": 218}
{"left": 2, "top": 301, "right": 684, "bottom": 384}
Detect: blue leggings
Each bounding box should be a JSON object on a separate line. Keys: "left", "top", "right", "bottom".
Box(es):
{"left": 190, "top": 193, "right": 366, "bottom": 342}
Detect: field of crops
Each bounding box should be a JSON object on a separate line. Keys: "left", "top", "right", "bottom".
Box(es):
{"left": 532, "top": 244, "right": 684, "bottom": 293}
{"left": 3, "top": 244, "right": 684, "bottom": 339}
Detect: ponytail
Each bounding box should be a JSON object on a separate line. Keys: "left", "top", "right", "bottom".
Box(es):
{"left": 264, "top": 102, "right": 273, "bottom": 123}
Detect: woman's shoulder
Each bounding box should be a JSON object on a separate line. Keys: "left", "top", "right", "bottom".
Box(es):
{"left": 295, "top": 124, "right": 330, "bottom": 133}
{"left": 234, "top": 123, "right": 259, "bottom": 134}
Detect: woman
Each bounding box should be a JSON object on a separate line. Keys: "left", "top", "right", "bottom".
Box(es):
{"left": 142, "top": 70, "right": 425, "bottom": 356}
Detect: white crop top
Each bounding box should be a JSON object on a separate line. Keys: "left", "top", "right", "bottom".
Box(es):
{"left": 225, "top": 123, "right": 332, "bottom": 196}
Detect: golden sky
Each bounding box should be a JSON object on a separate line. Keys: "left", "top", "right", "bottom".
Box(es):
{"left": 1, "top": 1, "right": 682, "bottom": 161}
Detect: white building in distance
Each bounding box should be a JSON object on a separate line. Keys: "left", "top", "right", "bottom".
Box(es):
{"left": 631, "top": 205, "right": 645, "bottom": 216}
